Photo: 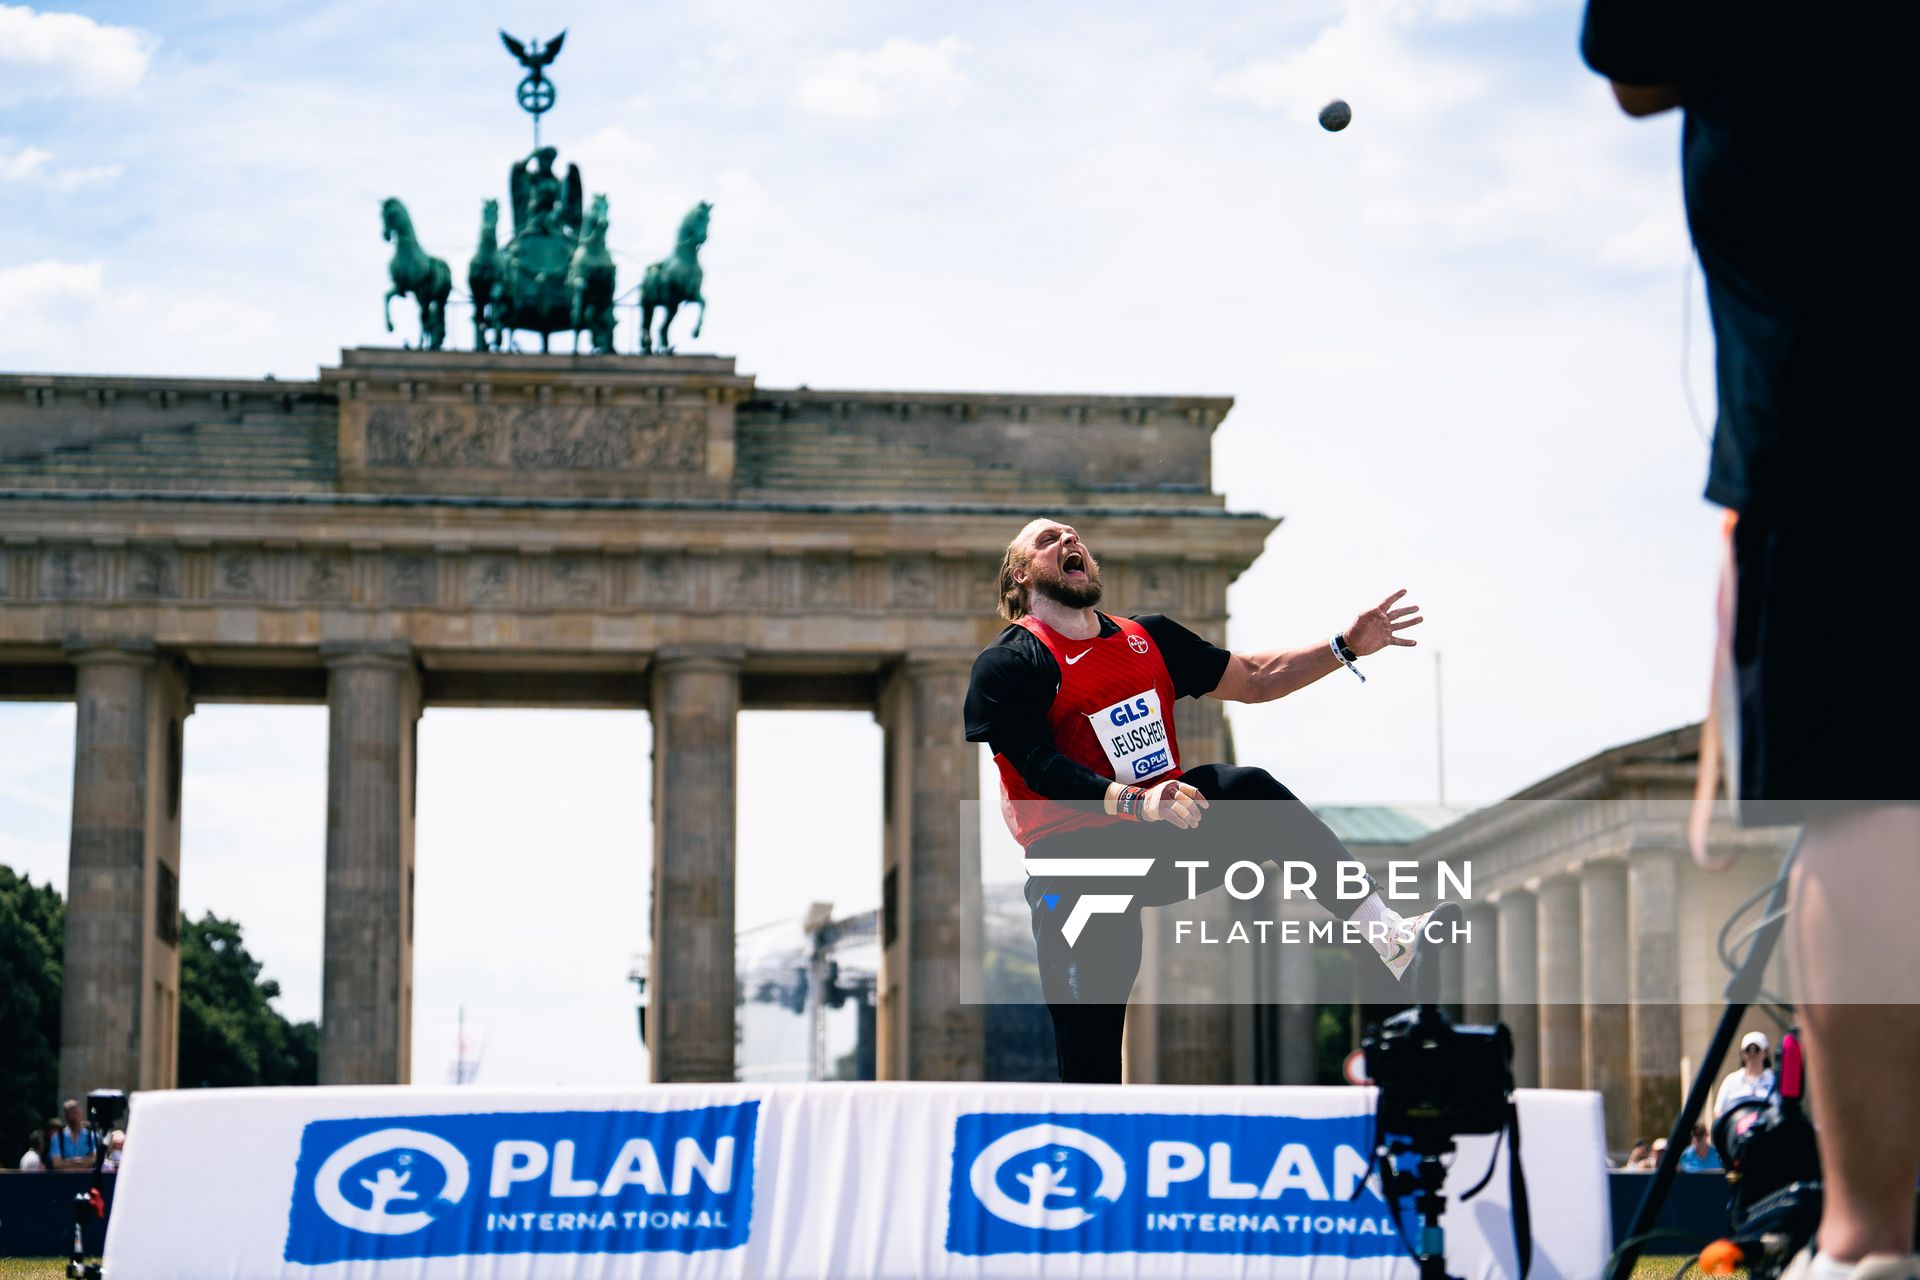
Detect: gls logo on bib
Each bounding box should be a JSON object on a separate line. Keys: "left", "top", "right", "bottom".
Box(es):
{"left": 1090, "top": 689, "right": 1173, "bottom": 784}
{"left": 946, "top": 1111, "right": 1404, "bottom": 1258}
{"left": 284, "top": 1104, "right": 757, "bottom": 1264}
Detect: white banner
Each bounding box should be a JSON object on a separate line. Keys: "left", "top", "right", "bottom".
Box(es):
{"left": 104, "top": 1084, "right": 1606, "bottom": 1279}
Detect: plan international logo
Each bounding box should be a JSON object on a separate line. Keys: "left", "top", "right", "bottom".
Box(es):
{"left": 283, "top": 1103, "right": 757, "bottom": 1264}
{"left": 945, "top": 1111, "right": 1406, "bottom": 1258}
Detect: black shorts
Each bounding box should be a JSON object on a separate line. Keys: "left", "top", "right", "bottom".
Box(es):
{"left": 1732, "top": 516, "right": 1919, "bottom": 824}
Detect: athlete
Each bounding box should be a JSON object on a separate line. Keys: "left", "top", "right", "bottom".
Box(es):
{"left": 964, "top": 517, "right": 1453, "bottom": 1084}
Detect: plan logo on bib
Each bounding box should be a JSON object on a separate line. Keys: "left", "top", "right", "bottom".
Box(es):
{"left": 946, "top": 1111, "right": 1404, "bottom": 1258}
{"left": 1089, "top": 688, "right": 1173, "bottom": 785}
{"left": 284, "top": 1103, "right": 757, "bottom": 1264}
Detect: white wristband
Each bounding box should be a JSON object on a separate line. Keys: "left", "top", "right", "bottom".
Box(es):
{"left": 1332, "top": 632, "right": 1366, "bottom": 684}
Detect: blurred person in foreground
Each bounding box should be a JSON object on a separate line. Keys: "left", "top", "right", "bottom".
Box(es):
{"left": 1583, "top": 6, "right": 1917, "bottom": 1278}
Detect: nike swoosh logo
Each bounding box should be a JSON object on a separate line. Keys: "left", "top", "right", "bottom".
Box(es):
{"left": 1065, "top": 650, "right": 1091, "bottom": 665}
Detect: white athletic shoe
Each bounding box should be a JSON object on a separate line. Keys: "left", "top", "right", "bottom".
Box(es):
{"left": 1780, "top": 1249, "right": 1920, "bottom": 1280}
{"left": 1382, "top": 901, "right": 1463, "bottom": 986}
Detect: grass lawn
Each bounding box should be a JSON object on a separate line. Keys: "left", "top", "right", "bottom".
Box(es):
{"left": 0, "top": 1262, "right": 64, "bottom": 1280}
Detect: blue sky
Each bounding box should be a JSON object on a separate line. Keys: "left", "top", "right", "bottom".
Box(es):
{"left": 1, "top": 0, "right": 1721, "bottom": 1083}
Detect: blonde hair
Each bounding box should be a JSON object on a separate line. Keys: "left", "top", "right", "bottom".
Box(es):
{"left": 996, "top": 537, "right": 1032, "bottom": 621}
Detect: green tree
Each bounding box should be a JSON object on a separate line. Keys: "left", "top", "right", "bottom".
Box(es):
{"left": 0, "top": 865, "right": 64, "bottom": 1164}
{"left": 177, "top": 912, "right": 317, "bottom": 1088}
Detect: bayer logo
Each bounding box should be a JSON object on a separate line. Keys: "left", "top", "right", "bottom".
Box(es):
{"left": 967, "top": 1124, "right": 1126, "bottom": 1231}
{"left": 311, "top": 1128, "right": 470, "bottom": 1236}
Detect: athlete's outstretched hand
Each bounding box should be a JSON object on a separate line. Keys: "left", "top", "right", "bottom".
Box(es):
{"left": 1344, "top": 590, "right": 1424, "bottom": 656}
{"left": 1143, "top": 779, "right": 1209, "bottom": 830}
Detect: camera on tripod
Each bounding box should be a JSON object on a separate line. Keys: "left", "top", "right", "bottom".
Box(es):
{"left": 1360, "top": 1004, "right": 1530, "bottom": 1280}
{"left": 1365, "top": 1004, "right": 1515, "bottom": 1142}
{"left": 65, "top": 1088, "right": 125, "bottom": 1280}
{"left": 84, "top": 1090, "right": 125, "bottom": 1139}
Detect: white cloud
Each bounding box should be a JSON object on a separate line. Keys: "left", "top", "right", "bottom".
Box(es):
{"left": 793, "top": 36, "right": 970, "bottom": 121}
{"left": 1213, "top": 7, "right": 1483, "bottom": 121}
{"left": 1600, "top": 206, "right": 1691, "bottom": 271}
{"left": 0, "top": 140, "right": 122, "bottom": 189}
{"left": 0, "top": 257, "right": 104, "bottom": 318}
{"left": 0, "top": 5, "right": 156, "bottom": 101}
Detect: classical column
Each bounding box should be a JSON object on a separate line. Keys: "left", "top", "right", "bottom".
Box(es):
{"left": 878, "top": 654, "right": 984, "bottom": 1080}
{"left": 1629, "top": 849, "right": 1683, "bottom": 1141}
{"left": 1276, "top": 932, "right": 1318, "bottom": 1085}
{"left": 60, "top": 642, "right": 188, "bottom": 1099}
{"left": 1462, "top": 901, "right": 1500, "bottom": 1027}
{"left": 648, "top": 650, "right": 741, "bottom": 1083}
{"left": 1536, "top": 874, "right": 1584, "bottom": 1090}
{"left": 1496, "top": 890, "right": 1540, "bottom": 1087}
{"left": 320, "top": 644, "right": 419, "bottom": 1085}
{"left": 1581, "top": 859, "right": 1632, "bottom": 1151}
{"left": 1149, "top": 696, "right": 1236, "bottom": 1084}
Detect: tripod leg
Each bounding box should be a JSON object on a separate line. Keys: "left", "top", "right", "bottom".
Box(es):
{"left": 1609, "top": 831, "right": 1803, "bottom": 1280}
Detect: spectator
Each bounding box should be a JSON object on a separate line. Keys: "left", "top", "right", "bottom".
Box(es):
{"left": 1681, "top": 1123, "right": 1724, "bottom": 1173}
{"left": 101, "top": 1130, "right": 126, "bottom": 1174}
{"left": 17, "top": 1126, "right": 47, "bottom": 1171}
{"left": 47, "top": 1098, "right": 96, "bottom": 1171}
{"left": 1715, "top": 1031, "right": 1777, "bottom": 1118}
{"left": 1624, "top": 1138, "right": 1653, "bottom": 1170}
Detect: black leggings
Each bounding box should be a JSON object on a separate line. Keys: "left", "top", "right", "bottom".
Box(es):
{"left": 1025, "top": 764, "right": 1378, "bottom": 1084}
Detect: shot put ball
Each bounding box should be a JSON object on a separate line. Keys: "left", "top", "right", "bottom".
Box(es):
{"left": 1318, "top": 99, "right": 1352, "bottom": 131}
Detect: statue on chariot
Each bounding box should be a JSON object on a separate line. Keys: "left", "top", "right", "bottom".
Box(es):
{"left": 378, "top": 29, "right": 709, "bottom": 357}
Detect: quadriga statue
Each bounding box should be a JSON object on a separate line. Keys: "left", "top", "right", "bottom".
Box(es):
{"left": 379, "top": 197, "right": 452, "bottom": 351}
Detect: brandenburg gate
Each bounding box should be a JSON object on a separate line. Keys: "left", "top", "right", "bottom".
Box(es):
{"left": 0, "top": 348, "right": 1275, "bottom": 1096}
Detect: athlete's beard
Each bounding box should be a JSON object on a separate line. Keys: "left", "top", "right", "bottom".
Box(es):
{"left": 1031, "top": 555, "right": 1103, "bottom": 609}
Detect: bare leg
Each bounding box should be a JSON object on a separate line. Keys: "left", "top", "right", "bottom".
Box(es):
{"left": 1790, "top": 803, "right": 1920, "bottom": 1261}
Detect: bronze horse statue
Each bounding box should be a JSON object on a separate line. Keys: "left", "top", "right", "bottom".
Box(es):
{"left": 380, "top": 197, "right": 451, "bottom": 351}
{"left": 468, "top": 199, "right": 501, "bottom": 351}
{"left": 640, "top": 201, "right": 710, "bottom": 355}
{"left": 567, "top": 194, "right": 616, "bottom": 355}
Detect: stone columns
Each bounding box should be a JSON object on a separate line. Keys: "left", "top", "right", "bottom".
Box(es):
{"left": 1581, "top": 859, "right": 1632, "bottom": 1151}
{"left": 319, "top": 644, "right": 419, "bottom": 1085}
{"left": 878, "top": 654, "right": 984, "bottom": 1080}
{"left": 1275, "top": 934, "right": 1318, "bottom": 1085}
{"left": 60, "top": 642, "right": 188, "bottom": 1099}
{"left": 1536, "top": 874, "right": 1584, "bottom": 1090}
{"left": 1629, "top": 849, "right": 1683, "bottom": 1141}
{"left": 1496, "top": 890, "right": 1540, "bottom": 1088}
{"left": 1462, "top": 902, "right": 1500, "bottom": 1027}
{"left": 647, "top": 650, "right": 741, "bottom": 1083}
{"left": 1149, "top": 696, "right": 1236, "bottom": 1084}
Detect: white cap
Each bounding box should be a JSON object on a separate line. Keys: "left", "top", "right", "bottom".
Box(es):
{"left": 1741, "top": 1031, "right": 1769, "bottom": 1052}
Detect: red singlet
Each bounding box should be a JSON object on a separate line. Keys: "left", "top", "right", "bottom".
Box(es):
{"left": 994, "top": 614, "right": 1183, "bottom": 846}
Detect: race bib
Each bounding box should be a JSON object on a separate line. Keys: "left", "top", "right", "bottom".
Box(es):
{"left": 1089, "top": 689, "right": 1175, "bottom": 783}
